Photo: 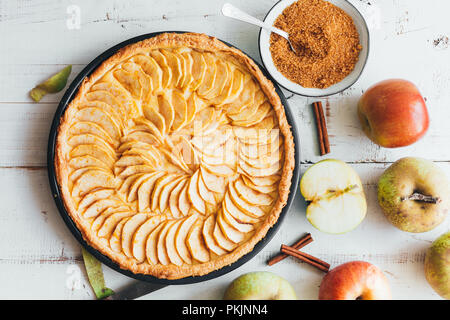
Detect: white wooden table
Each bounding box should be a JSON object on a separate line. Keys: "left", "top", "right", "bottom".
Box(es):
{"left": 0, "top": 0, "right": 448, "bottom": 300}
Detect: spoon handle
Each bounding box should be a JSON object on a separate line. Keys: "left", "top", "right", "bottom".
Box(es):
{"left": 221, "top": 3, "right": 288, "bottom": 39}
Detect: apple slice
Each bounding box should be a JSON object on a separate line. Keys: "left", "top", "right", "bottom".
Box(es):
{"left": 165, "top": 219, "right": 184, "bottom": 266}
{"left": 127, "top": 173, "right": 154, "bottom": 202}
{"left": 186, "top": 219, "right": 210, "bottom": 263}
{"left": 69, "top": 121, "right": 116, "bottom": 147}
{"left": 202, "top": 214, "right": 227, "bottom": 256}
{"left": 300, "top": 159, "right": 367, "bottom": 234}
{"left": 158, "top": 176, "right": 185, "bottom": 213}
{"left": 91, "top": 81, "right": 139, "bottom": 118}
{"left": 86, "top": 90, "right": 126, "bottom": 120}
{"left": 204, "top": 59, "right": 229, "bottom": 100}
{"left": 178, "top": 181, "right": 191, "bottom": 216}
{"left": 197, "top": 53, "right": 217, "bottom": 97}
{"left": 137, "top": 171, "right": 166, "bottom": 212}
{"left": 150, "top": 174, "right": 179, "bottom": 212}
{"left": 146, "top": 221, "right": 166, "bottom": 265}
{"left": 241, "top": 174, "right": 277, "bottom": 194}
{"left": 71, "top": 169, "right": 116, "bottom": 198}
{"left": 117, "top": 165, "right": 155, "bottom": 179}
{"left": 78, "top": 188, "right": 115, "bottom": 213}
{"left": 157, "top": 93, "right": 174, "bottom": 133}
{"left": 171, "top": 90, "right": 188, "bottom": 132}
{"left": 222, "top": 202, "right": 254, "bottom": 233}
{"left": 234, "top": 178, "right": 273, "bottom": 206}
{"left": 122, "top": 61, "right": 152, "bottom": 101}
{"left": 133, "top": 117, "right": 165, "bottom": 142}
{"left": 113, "top": 68, "right": 142, "bottom": 99}
{"left": 224, "top": 76, "right": 255, "bottom": 115}
{"left": 223, "top": 191, "right": 259, "bottom": 224}
{"left": 69, "top": 155, "right": 112, "bottom": 172}
{"left": 157, "top": 219, "right": 177, "bottom": 265}
{"left": 70, "top": 144, "right": 116, "bottom": 169}
{"left": 121, "top": 213, "right": 148, "bottom": 258}
{"left": 187, "top": 170, "right": 206, "bottom": 214}
{"left": 200, "top": 166, "right": 226, "bottom": 194}
{"left": 169, "top": 178, "right": 188, "bottom": 218}
{"left": 198, "top": 169, "right": 216, "bottom": 205}
{"left": 228, "top": 181, "right": 266, "bottom": 218}
{"left": 121, "top": 131, "right": 160, "bottom": 146}
{"left": 160, "top": 49, "right": 182, "bottom": 88}
{"left": 216, "top": 67, "right": 244, "bottom": 106}
{"left": 68, "top": 134, "right": 116, "bottom": 158}
{"left": 212, "top": 219, "right": 237, "bottom": 252}
{"left": 83, "top": 198, "right": 124, "bottom": 219}
{"left": 97, "top": 211, "right": 134, "bottom": 239}
{"left": 150, "top": 50, "right": 172, "bottom": 89}
{"left": 217, "top": 208, "right": 245, "bottom": 243}
{"left": 175, "top": 214, "right": 198, "bottom": 264}
{"left": 132, "top": 215, "right": 165, "bottom": 263}
{"left": 238, "top": 158, "right": 280, "bottom": 178}
{"left": 189, "top": 50, "right": 207, "bottom": 91}
{"left": 133, "top": 54, "right": 163, "bottom": 93}
{"left": 76, "top": 107, "right": 121, "bottom": 142}
{"left": 109, "top": 216, "right": 129, "bottom": 253}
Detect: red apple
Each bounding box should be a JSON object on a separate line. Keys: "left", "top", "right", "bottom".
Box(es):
{"left": 357, "top": 79, "right": 429, "bottom": 148}
{"left": 319, "top": 261, "right": 392, "bottom": 300}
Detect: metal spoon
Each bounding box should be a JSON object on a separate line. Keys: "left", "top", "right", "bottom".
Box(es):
{"left": 221, "top": 2, "right": 297, "bottom": 53}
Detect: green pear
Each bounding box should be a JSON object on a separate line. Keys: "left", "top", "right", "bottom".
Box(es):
{"left": 378, "top": 157, "right": 449, "bottom": 233}
{"left": 300, "top": 159, "right": 367, "bottom": 234}
{"left": 424, "top": 232, "right": 450, "bottom": 299}
{"left": 223, "top": 272, "right": 297, "bottom": 300}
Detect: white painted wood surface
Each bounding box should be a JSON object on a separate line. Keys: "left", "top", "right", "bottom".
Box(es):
{"left": 0, "top": 0, "right": 448, "bottom": 299}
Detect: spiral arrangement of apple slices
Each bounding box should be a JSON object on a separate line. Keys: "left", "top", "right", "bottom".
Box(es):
{"left": 59, "top": 40, "right": 286, "bottom": 277}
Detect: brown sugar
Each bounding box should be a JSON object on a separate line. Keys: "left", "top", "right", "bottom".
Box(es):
{"left": 270, "top": 0, "right": 362, "bottom": 89}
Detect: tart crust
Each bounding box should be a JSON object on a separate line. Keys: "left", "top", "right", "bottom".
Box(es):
{"left": 55, "top": 32, "right": 295, "bottom": 279}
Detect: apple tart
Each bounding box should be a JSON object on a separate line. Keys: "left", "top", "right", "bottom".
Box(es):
{"left": 55, "top": 33, "right": 295, "bottom": 279}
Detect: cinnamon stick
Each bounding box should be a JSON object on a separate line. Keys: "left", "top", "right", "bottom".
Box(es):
{"left": 312, "top": 101, "right": 330, "bottom": 155}
{"left": 280, "top": 244, "right": 330, "bottom": 273}
{"left": 267, "top": 233, "right": 313, "bottom": 266}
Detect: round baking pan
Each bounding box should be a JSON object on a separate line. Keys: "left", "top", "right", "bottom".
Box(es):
{"left": 47, "top": 31, "right": 301, "bottom": 285}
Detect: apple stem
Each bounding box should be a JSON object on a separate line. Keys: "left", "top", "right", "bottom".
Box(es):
{"left": 401, "top": 193, "right": 441, "bottom": 204}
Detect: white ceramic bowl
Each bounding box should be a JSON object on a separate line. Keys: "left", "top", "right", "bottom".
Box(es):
{"left": 258, "top": 0, "right": 370, "bottom": 97}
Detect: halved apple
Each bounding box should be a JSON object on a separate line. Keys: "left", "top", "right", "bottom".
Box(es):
{"left": 300, "top": 159, "right": 367, "bottom": 234}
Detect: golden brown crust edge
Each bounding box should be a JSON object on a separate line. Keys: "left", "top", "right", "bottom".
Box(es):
{"left": 54, "top": 32, "right": 295, "bottom": 280}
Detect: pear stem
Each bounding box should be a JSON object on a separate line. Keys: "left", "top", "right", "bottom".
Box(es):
{"left": 401, "top": 193, "right": 441, "bottom": 204}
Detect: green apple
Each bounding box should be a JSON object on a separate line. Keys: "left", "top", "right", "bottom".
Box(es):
{"left": 223, "top": 271, "right": 297, "bottom": 300}
{"left": 300, "top": 159, "right": 367, "bottom": 234}
{"left": 378, "top": 157, "right": 449, "bottom": 233}
{"left": 425, "top": 232, "right": 450, "bottom": 299}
